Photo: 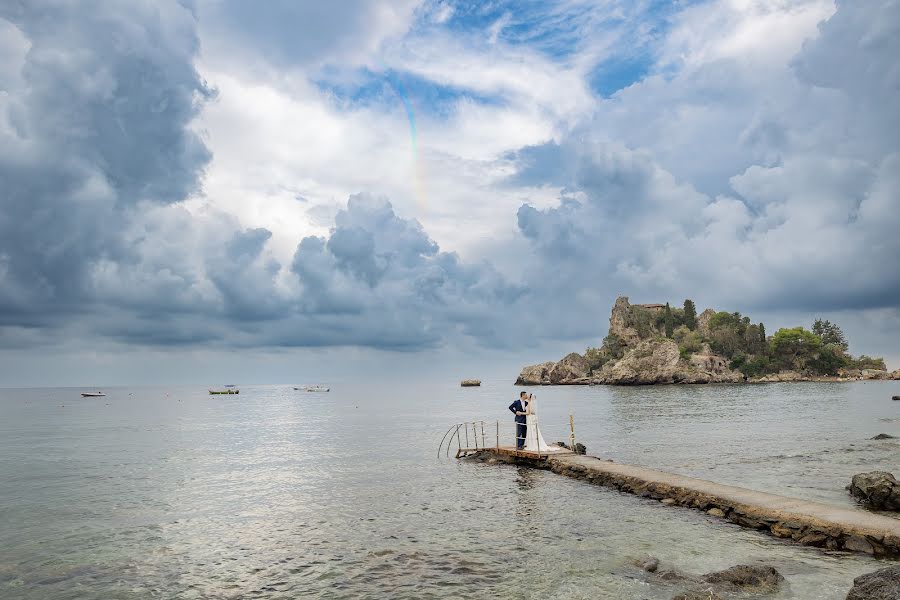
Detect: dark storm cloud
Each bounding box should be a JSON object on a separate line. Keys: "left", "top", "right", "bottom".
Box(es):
{"left": 0, "top": 1, "right": 211, "bottom": 323}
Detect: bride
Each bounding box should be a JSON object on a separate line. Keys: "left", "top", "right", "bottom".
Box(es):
{"left": 523, "top": 394, "right": 567, "bottom": 453}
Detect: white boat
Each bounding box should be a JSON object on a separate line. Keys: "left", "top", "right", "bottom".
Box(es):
{"left": 80, "top": 392, "right": 106, "bottom": 397}
{"left": 303, "top": 385, "right": 329, "bottom": 392}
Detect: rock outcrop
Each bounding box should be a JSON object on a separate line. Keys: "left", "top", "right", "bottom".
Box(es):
{"left": 608, "top": 296, "right": 643, "bottom": 347}
{"left": 696, "top": 308, "right": 717, "bottom": 338}
{"left": 592, "top": 339, "right": 743, "bottom": 385}
{"left": 871, "top": 433, "right": 897, "bottom": 440}
{"left": 595, "top": 339, "right": 682, "bottom": 384}
{"left": 846, "top": 565, "right": 900, "bottom": 600}
{"left": 460, "top": 379, "right": 481, "bottom": 387}
{"left": 548, "top": 353, "right": 590, "bottom": 384}
{"left": 848, "top": 471, "right": 900, "bottom": 511}
{"left": 515, "top": 361, "right": 555, "bottom": 385}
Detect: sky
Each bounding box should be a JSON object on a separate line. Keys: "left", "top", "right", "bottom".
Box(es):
{"left": 0, "top": 0, "right": 898, "bottom": 386}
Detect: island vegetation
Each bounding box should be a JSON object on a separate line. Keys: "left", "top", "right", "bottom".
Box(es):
{"left": 517, "top": 296, "right": 897, "bottom": 385}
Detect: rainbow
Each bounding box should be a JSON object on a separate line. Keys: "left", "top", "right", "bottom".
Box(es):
{"left": 382, "top": 68, "right": 428, "bottom": 213}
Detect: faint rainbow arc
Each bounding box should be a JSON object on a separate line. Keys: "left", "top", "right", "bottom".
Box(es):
{"left": 380, "top": 67, "right": 428, "bottom": 214}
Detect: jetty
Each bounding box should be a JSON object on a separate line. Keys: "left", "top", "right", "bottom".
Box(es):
{"left": 463, "top": 447, "right": 900, "bottom": 557}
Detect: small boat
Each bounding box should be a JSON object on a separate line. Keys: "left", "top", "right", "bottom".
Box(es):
{"left": 303, "top": 385, "right": 329, "bottom": 392}
{"left": 209, "top": 389, "right": 240, "bottom": 395}
{"left": 223, "top": 384, "right": 236, "bottom": 388}
{"left": 80, "top": 392, "right": 106, "bottom": 397}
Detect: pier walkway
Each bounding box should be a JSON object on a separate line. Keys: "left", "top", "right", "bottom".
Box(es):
{"left": 466, "top": 448, "right": 900, "bottom": 558}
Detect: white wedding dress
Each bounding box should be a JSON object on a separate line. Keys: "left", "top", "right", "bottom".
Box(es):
{"left": 523, "top": 412, "right": 567, "bottom": 453}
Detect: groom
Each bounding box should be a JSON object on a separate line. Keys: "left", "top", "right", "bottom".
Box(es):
{"left": 509, "top": 391, "right": 530, "bottom": 449}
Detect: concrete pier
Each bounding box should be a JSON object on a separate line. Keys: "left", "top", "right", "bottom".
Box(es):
{"left": 469, "top": 449, "right": 900, "bottom": 558}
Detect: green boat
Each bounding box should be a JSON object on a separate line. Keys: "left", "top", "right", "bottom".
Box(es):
{"left": 209, "top": 389, "right": 239, "bottom": 395}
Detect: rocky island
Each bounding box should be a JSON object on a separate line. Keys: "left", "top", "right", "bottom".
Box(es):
{"left": 517, "top": 296, "right": 899, "bottom": 385}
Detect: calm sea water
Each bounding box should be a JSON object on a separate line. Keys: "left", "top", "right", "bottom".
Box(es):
{"left": 0, "top": 381, "right": 898, "bottom": 599}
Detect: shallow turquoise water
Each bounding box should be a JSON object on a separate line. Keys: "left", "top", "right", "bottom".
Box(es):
{"left": 0, "top": 381, "right": 897, "bottom": 598}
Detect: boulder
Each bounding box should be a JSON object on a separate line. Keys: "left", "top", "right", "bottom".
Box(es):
{"left": 893, "top": 395, "right": 900, "bottom": 401}
{"left": 673, "top": 591, "right": 723, "bottom": 600}
{"left": 750, "top": 371, "right": 805, "bottom": 383}
{"left": 870, "top": 433, "right": 897, "bottom": 440}
{"left": 515, "top": 362, "right": 555, "bottom": 385}
{"left": 848, "top": 471, "right": 900, "bottom": 510}
{"left": 548, "top": 352, "right": 590, "bottom": 384}
{"left": 460, "top": 379, "right": 481, "bottom": 387}
{"left": 700, "top": 565, "right": 784, "bottom": 592}
{"left": 554, "top": 441, "right": 587, "bottom": 455}
{"left": 630, "top": 555, "right": 660, "bottom": 573}
{"left": 890, "top": 370, "right": 900, "bottom": 380}
{"left": 846, "top": 565, "right": 900, "bottom": 600}
{"left": 862, "top": 369, "right": 890, "bottom": 380}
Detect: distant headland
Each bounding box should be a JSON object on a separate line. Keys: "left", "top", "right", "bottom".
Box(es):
{"left": 517, "top": 296, "right": 899, "bottom": 385}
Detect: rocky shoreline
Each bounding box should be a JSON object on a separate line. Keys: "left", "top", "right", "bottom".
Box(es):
{"left": 516, "top": 296, "right": 899, "bottom": 386}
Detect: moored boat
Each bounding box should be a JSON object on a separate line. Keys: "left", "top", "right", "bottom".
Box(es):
{"left": 304, "top": 385, "right": 329, "bottom": 392}
{"left": 80, "top": 392, "right": 106, "bottom": 397}
{"left": 209, "top": 389, "right": 240, "bottom": 395}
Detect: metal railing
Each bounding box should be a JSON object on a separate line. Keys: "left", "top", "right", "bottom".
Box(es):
{"left": 437, "top": 414, "right": 577, "bottom": 458}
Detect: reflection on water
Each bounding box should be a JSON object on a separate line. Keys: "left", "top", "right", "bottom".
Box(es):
{"left": 0, "top": 380, "right": 897, "bottom": 599}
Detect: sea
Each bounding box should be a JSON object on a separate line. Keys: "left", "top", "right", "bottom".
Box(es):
{"left": 0, "top": 381, "right": 898, "bottom": 599}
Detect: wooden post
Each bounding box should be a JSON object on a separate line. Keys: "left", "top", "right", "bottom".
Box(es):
{"left": 472, "top": 422, "right": 478, "bottom": 449}
{"left": 480, "top": 421, "right": 485, "bottom": 448}
{"left": 569, "top": 413, "right": 576, "bottom": 452}
{"left": 496, "top": 420, "right": 499, "bottom": 448}
{"left": 464, "top": 423, "right": 469, "bottom": 449}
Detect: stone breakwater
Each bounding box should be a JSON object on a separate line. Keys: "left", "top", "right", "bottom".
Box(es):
{"left": 469, "top": 451, "right": 900, "bottom": 558}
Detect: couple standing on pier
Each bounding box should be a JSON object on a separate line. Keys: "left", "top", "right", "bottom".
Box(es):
{"left": 509, "top": 391, "right": 559, "bottom": 452}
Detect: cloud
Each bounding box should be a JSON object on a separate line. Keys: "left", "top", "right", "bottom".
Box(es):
{"left": 505, "top": 0, "right": 900, "bottom": 331}
{"left": 197, "top": 0, "right": 420, "bottom": 71}
{"left": 1, "top": 0, "right": 898, "bottom": 370}
{"left": 0, "top": 1, "right": 212, "bottom": 325}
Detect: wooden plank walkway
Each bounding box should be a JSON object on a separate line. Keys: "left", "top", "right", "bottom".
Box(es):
{"left": 466, "top": 448, "right": 900, "bottom": 558}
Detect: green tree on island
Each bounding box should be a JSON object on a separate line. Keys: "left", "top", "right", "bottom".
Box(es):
{"left": 812, "top": 319, "right": 848, "bottom": 351}
{"left": 683, "top": 299, "right": 697, "bottom": 330}
{"left": 664, "top": 303, "right": 674, "bottom": 338}
{"left": 770, "top": 327, "right": 822, "bottom": 371}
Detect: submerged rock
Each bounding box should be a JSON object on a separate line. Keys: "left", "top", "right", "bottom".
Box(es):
{"left": 848, "top": 471, "right": 900, "bottom": 511}
{"left": 870, "top": 433, "right": 897, "bottom": 440}
{"left": 892, "top": 395, "right": 900, "bottom": 401}
{"left": 700, "top": 564, "right": 784, "bottom": 592}
{"left": 630, "top": 555, "right": 660, "bottom": 573}
{"left": 672, "top": 590, "right": 723, "bottom": 600}
{"left": 846, "top": 565, "right": 900, "bottom": 600}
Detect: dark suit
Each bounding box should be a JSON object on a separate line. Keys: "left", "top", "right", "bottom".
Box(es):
{"left": 509, "top": 399, "right": 529, "bottom": 449}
